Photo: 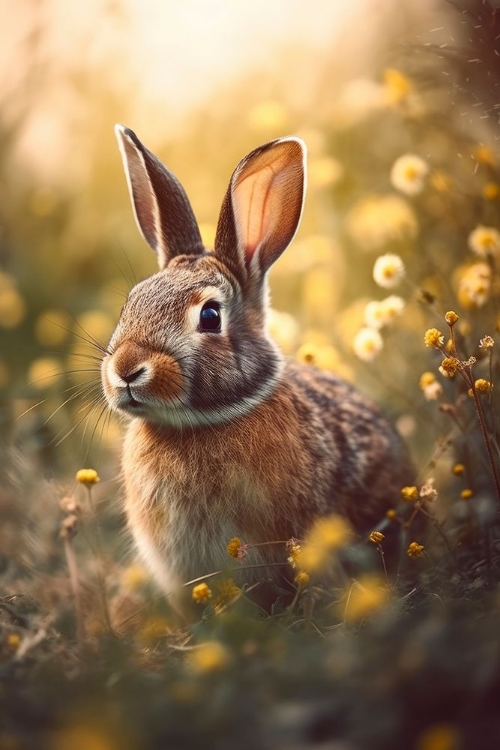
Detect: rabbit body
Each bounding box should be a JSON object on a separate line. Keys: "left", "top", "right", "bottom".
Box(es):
{"left": 103, "top": 127, "right": 413, "bottom": 599}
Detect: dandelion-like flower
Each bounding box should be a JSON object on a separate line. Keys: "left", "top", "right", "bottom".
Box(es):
{"left": 401, "top": 486, "right": 419, "bottom": 502}
{"left": 75, "top": 469, "right": 100, "bottom": 486}
{"left": 458, "top": 263, "right": 491, "bottom": 309}
{"left": 445, "top": 311, "right": 459, "bottom": 327}
{"left": 192, "top": 582, "right": 212, "bottom": 604}
{"left": 294, "top": 571, "right": 310, "bottom": 587}
{"left": 353, "top": 327, "right": 383, "bottom": 362}
{"left": 390, "top": 154, "right": 429, "bottom": 196}
{"left": 364, "top": 296, "right": 405, "bottom": 329}
{"left": 439, "top": 357, "right": 459, "bottom": 378}
{"left": 287, "top": 542, "right": 302, "bottom": 569}
{"left": 420, "top": 478, "right": 438, "bottom": 503}
{"left": 479, "top": 335, "right": 494, "bottom": 350}
{"left": 424, "top": 328, "right": 444, "bottom": 349}
{"left": 468, "top": 225, "right": 500, "bottom": 258}
{"left": 475, "top": 378, "right": 492, "bottom": 394}
{"left": 373, "top": 254, "right": 406, "bottom": 289}
{"left": 369, "top": 531, "right": 385, "bottom": 544}
{"left": 300, "top": 516, "right": 352, "bottom": 572}
{"left": 227, "top": 537, "right": 242, "bottom": 559}
{"left": 407, "top": 542, "right": 425, "bottom": 558}
{"left": 188, "top": 641, "right": 230, "bottom": 673}
{"left": 213, "top": 579, "right": 241, "bottom": 607}
{"left": 386, "top": 509, "right": 397, "bottom": 520}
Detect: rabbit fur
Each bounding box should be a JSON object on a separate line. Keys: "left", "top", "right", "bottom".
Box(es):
{"left": 102, "top": 126, "right": 413, "bottom": 601}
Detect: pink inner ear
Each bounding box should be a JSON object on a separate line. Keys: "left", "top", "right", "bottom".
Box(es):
{"left": 234, "top": 165, "right": 281, "bottom": 264}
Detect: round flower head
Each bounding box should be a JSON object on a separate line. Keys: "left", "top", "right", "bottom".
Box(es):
{"left": 353, "top": 327, "right": 383, "bottom": 362}
{"left": 75, "top": 469, "right": 100, "bottom": 486}
{"left": 192, "top": 582, "right": 212, "bottom": 604}
{"left": 390, "top": 154, "right": 429, "bottom": 196}
{"left": 373, "top": 254, "right": 405, "bottom": 289}
{"left": 468, "top": 225, "right": 500, "bottom": 258}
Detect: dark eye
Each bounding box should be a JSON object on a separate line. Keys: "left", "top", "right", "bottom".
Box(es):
{"left": 199, "top": 301, "right": 221, "bottom": 332}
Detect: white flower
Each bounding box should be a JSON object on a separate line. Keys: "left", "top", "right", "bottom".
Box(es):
{"left": 353, "top": 327, "right": 383, "bottom": 361}
{"left": 423, "top": 381, "right": 443, "bottom": 401}
{"left": 468, "top": 225, "right": 500, "bottom": 258}
{"left": 379, "top": 295, "right": 405, "bottom": 323}
{"left": 363, "top": 295, "right": 405, "bottom": 329}
{"left": 373, "top": 254, "right": 405, "bottom": 289}
{"left": 390, "top": 154, "right": 429, "bottom": 196}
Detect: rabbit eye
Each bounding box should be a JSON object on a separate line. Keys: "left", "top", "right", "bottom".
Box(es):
{"left": 199, "top": 301, "right": 221, "bottom": 332}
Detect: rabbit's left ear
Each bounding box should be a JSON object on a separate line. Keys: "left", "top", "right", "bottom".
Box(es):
{"left": 214, "top": 137, "right": 306, "bottom": 288}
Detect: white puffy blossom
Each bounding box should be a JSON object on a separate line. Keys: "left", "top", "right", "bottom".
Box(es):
{"left": 390, "top": 154, "right": 429, "bottom": 196}
{"left": 353, "top": 327, "right": 383, "bottom": 361}
{"left": 468, "top": 225, "right": 500, "bottom": 258}
{"left": 373, "top": 254, "right": 406, "bottom": 289}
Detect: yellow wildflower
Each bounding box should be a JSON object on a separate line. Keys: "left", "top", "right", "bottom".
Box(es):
{"left": 401, "top": 486, "right": 419, "bottom": 502}
{"left": 301, "top": 516, "right": 351, "bottom": 572}
{"left": 369, "top": 531, "right": 385, "bottom": 544}
{"left": 294, "top": 571, "right": 310, "bottom": 587}
{"left": 188, "top": 641, "right": 230, "bottom": 673}
{"left": 407, "top": 542, "right": 425, "bottom": 558}
{"left": 287, "top": 542, "right": 302, "bottom": 569}
{"left": 475, "top": 378, "right": 492, "bottom": 394}
{"left": 482, "top": 182, "right": 500, "bottom": 200}
{"left": 473, "top": 144, "right": 496, "bottom": 166}
{"left": 386, "top": 509, "right": 398, "bottom": 520}
{"left": 7, "top": 632, "right": 21, "bottom": 651}
{"left": 452, "top": 463, "right": 465, "bottom": 476}
{"left": 439, "top": 357, "right": 459, "bottom": 377}
{"left": 390, "top": 154, "right": 429, "bottom": 196}
{"left": 373, "top": 254, "right": 406, "bottom": 289}
{"left": 461, "top": 489, "right": 473, "bottom": 500}
{"left": 343, "top": 575, "right": 389, "bottom": 622}
{"left": 419, "top": 372, "right": 436, "bottom": 389}
{"left": 458, "top": 262, "right": 491, "bottom": 309}
{"left": 192, "top": 582, "right": 212, "bottom": 604}
{"left": 382, "top": 68, "right": 412, "bottom": 104}
{"left": 444, "top": 311, "right": 459, "bottom": 326}
{"left": 227, "top": 537, "right": 241, "bottom": 559}
{"left": 212, "top": 579, "right": 241, "bottom": 608}
{"left": 75, "top": 469, "right": 100, "bottom": 486}
{"left": 468, "top": 225, "right": 500, "bottom": 258}
{"left": 424, "top": 328, "right": 444, "bottom": 349}
{"left": 479, "top": 335, "right": 494, "bottom": 350}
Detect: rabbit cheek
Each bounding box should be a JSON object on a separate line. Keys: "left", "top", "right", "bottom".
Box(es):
{"left": 147, "top": 352, "right": 184, "bottom": 403}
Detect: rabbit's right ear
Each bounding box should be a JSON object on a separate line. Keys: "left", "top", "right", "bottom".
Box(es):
{"left": 115, "top": 125, "right": 204, "bottom": 269}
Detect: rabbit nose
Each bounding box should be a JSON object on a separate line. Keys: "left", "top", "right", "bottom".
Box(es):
{"left": 122, "top": 366, "right": 146, "bottom": 384}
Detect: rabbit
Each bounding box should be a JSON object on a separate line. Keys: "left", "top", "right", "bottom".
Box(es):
{"left": 102, "top": 125, "right": 414, "bottom": 607}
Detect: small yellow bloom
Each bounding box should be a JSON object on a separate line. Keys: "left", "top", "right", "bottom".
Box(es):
{"left": 386, "top": 509, "right": 398, "bottom": 520}
{"left": 419, "top": 372, "right": 436, "bottom": 389}
{"left": 458, "top": 262, "right": 491, "bottom": 309}
{"left": 287, "top": 542, "right": 302, "bottom": 569}
{"left": 382, "top": 68, "right": 412, "bottom": 104}
{"left": 479, "top": 335, "right": 494, "bottom": 350}
{"left": 300, "top": 516, "right": 352, "bottom": 572}
{"left": 444, "top": 311, "right": 459, "bottom": 326}
{"left": 369, "top": 531, "right": 385, "bottom": 544}
{"left": 343, "top": 575, "right": 389, "bottom": 622}
{"left": 192, "top": 582, "right": 212, "bottom": 604}
{"left": 212, "top": 578, "right": 241, "bottom": 608}
{"left": 439, "top": 357, "right": 459, "bottom": 377}
{"left": 75, "top": 469, "right": 100, "bottom": 486}
{"left": 424, "top": 328, "right": 444, "bottom": 349}
{"left": 468, "top": 225, "right": 500, "bottom": 258}
{"left": 401, "top": 486, "right": 419, "bottom": 502}
{"left": 407, "top": 542, "right": 425, "bottom": 558}
{"left": 482, "top": 182, "right": 500, "bottom": 200}
{"left": 227, "top": 537, "right": 241, "bottom": 559}
{"left": 461, "top": 489, "right": 473, "bottom": 499}
{"left": 475, "top": 378, "right": 492, "bottom": 394}
{"left": 452, "top": 463, "right": 465, "bottom": 476}
{"left": 294, "top": 571, "right": 310, "bottom": 587}
{"left": 188, "top": 641, "right": 230, "bottom": 673}
{"left": 473, "top": 144, "right": 496, "bottom": 166}
{"left": 7, "top": 632, "right": 21, "bottom": 651}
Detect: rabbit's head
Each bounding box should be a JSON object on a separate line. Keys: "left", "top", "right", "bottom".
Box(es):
{"left": 102, "top": 127, "right": 306, "bottom": 428}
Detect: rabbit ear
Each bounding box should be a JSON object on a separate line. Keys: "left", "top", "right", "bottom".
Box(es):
{"left": 115, "top": 125, "right": 204, "bottom": 268}
{"left": 214, "top": 137, "right": 306, "bottom": 287}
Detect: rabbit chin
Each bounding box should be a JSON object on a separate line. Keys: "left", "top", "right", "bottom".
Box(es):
{"left": 105, "top": 372, "right": 281, "bottom": 429}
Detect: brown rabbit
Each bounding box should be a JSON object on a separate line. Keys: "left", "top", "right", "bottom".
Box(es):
{"left": 102, "top": 126, "right": 413, "bottom": 604}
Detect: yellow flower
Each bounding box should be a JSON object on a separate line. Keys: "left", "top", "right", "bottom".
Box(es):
{"left": 343, "top": 575, "right": 389, "bottom": 622}
{"left": 439, "top": 357, "right": 459, "bottom": 377}
{"left": 192, "top": 582, "right": 212, "bottom": 604}
{"left": 227, "top": 537, "right": 241, "bottom": 559}
{"left": 424, "top": 328, "right": 444, "bottom": 348}
{"left": 473, "top": 144, "right": 496, "bottom": 166}
{"left": 300, "top": 516, "right": 351, "bottom": 572}
{"left": 294, "top": 571, "right": 310, "bottom": 587}
{"left": 353, "top": 327, "right": 383, "bottom": 362}
{"left": 461, "top": 489, "right": 473, "bottom": 499}
{"left": 137, "top": 616, "right": 172, "bottom": 646}
{"left": 475, "top": 378, "right": 492, "bottom": 394}
{"left": 444, "top": 311, "right": 459, "bottom": 326}
{"left": 212, "top": 579, "right": 241, "bottom": 608}
{"left": 430, "top": 170, "right": 452, "bottom": 193}
{"left": 390, "top": 154, "right": 429, "bottom": 196}
{"left": 468, "top": 225, "right": 500, "bottom": 258}
{"left": 482, "top": 182, "right": 500, "bottom": 200}
{"left": 401, "top": 486, "right": 419, "bottom": 502}
{"left": 382, "top": 68, "right": 412, "bottom": 104}
{"left": 386, "top": 509, "right": 398, "bottom": 520}
{"left": 75, "top": 469, "right": 100, "bottom": 486}
{"left": 369, "top": 531, "right": 385, "bottom": 544}
{"left": 419, "top": 372, "right": 436, "bottom": 389}
{"left": 7, "top": 632, "right": 21, "bottom": 651}
{"left": 452, "top": 463, "right": 465, "bottom": 476}
{"left": 479, "top": 335, "right": 494, "bottom": 350}
{"left": 287, "top": 542, "right": 302, "bottom": 569}
{"left": 188, "top": 641, "right": 230, "bottom": 673}
{"left": 407, "top": 542, "right": 425, "bottom": 558}
{"left": 373, "top": 254, "right": 406, "bottom": 289}
{"left": 364, "top": 296, "right": 405, "bottom": 329}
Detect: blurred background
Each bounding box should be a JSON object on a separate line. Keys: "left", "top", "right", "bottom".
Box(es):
{"left": 1, "top": 0, "right": 499, "bottom": 478}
